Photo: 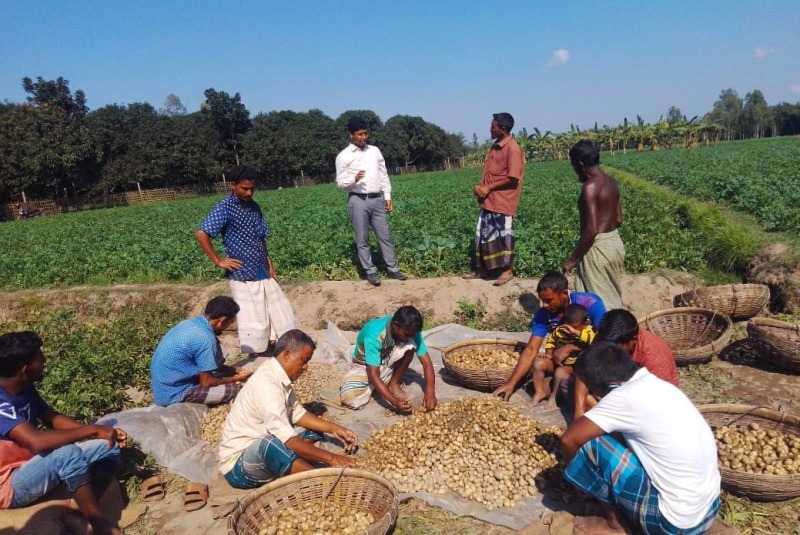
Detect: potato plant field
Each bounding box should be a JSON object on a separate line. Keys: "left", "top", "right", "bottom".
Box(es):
{"left": 606, "top": 137, "right": 800, "bottom": 233}
{"left": 0, "top": 160, "right": 720, "bottom": 290}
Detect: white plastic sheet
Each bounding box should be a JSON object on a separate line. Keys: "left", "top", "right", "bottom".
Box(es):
{"left": 104, "top": 324, "right": 565, "bottom": 529}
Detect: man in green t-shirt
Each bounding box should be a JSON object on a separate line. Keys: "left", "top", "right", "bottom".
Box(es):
{"left": 340, "top": 306, "right": 437, "bottom": 412}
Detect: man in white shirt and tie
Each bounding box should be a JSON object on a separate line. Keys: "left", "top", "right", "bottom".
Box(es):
{"left": 335, "top": 116, "right": 407, "bottom": 287}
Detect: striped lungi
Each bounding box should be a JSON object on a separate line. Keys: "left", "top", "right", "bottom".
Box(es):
{"left": 565, "top": 434, "right": 719, "bottom": 534}
{"left": 575, "top": 229, "right": 625, "bottom": 310}
{"left": 229, "top": 278, "right": 296, "bottom": 354}
{"left": 182, "top": 383, "right": 242, "bottom": 405}
{"left": 340, "top": 341, "right": 416, "bottom": 409}
{"left": 474, "top": 208, "right": 515, "bottom": 271}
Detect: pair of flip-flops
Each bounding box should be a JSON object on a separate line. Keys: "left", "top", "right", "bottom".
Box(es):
{"left": 140, "top": 475, "right": 208, "bottom": 512}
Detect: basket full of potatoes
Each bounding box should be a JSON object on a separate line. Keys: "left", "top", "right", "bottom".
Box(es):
{"left": 699, "top": 404, "right": 800, "bottom": 501}
{"left": 442, "top": 339, "right": 527, "bottom": 392}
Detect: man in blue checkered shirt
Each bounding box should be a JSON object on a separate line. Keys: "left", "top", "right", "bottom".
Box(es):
{"left": 150, "top": 296, "right": 252, "bottom": 406}
{"left": 196, "top": 165, "right": 296, "bottom": 356}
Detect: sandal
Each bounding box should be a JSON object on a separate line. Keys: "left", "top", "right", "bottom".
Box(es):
{"left": 492, "top": 274, "right": 514, "bottom": 286}
{"left": 183, "top": 482, "right": 208, "bottom": 512}
{"left": 462, "top": 272, "right": 485, "bottom": 280}
{"left": 140, "top": 475, "right": 165, "bottom": 502}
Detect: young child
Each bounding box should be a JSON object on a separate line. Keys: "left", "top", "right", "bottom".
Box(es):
{"left": 542, "top": 304, "right": 594, "bottom": 409}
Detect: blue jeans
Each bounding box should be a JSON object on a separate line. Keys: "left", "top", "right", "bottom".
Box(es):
{"left": 10, "top": 439, "right": 121, "bottom": 508}
{"left": 224, "top": 429, "right": 324, "bottom": 489}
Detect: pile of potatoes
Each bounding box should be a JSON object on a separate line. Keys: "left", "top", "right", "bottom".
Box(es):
{"left": 715, "top": 422, "right": 800, "bottom": 475}
{"left": 360, "top": 396, "right": 571, "bottom": 509}
{"left": 257, "top": 500, "right": 374, "bottom": 535}
{"left": 447, "top": 347, "right": 520, "bottom": 369}
{"left": 201, "top": 403, "right": 232, "bottom": 447}
{"left": 294, "top": 363, "right": 344, "bottom": 404}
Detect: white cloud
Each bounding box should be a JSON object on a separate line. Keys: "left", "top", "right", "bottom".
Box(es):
{"left": 753, "top": 47, "right": 777, "bottom": 60}
{"left": 547, "top": 49, "right": 570, "bottom": 67}
{"left": 790, "top": 85, "right": 800, "bottom": 96}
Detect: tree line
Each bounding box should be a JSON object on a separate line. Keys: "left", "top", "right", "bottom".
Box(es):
{"left": 470, "top": 88, "right": 800, "bottom": 165}
{"left": 0, "top": 77, "right": 470, "bottom": 204}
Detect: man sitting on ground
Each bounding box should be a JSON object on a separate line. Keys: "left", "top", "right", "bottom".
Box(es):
{"left": 561, "top": 342, "right": 719, "bottom": 534}
{"left": 150, "top": 296, "right": 252, "bottom": 407}
{"left": 493, "top": 271, "right": 605, "bottom": 404}
{"left": 571, "top": 308, "right": 679, "bottom": 420}
{"left": 340, "top": 306, "right": 437, "bottom": 413}
{"left": 0, "top": 332, "right": 126, "bottom": 535}
{"left": 219, "top": 330, "right": 359, "bottom": 489}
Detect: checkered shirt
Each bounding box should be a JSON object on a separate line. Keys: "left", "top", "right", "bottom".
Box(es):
{"left": 198, "top": 194, "right": 271, "bottom": 281}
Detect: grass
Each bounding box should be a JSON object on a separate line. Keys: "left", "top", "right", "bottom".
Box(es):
{"left": 720, "top": 492, "right": 800, "bottom": 535}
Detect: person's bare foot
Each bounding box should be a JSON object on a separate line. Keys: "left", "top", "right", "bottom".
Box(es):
{"left": 573, "top": 515, "right": 627, "bottom": 535}
{"left": 544, "top": 396, "right": 558, "bottom": 410}
{"left": 529, "top": 391, "right": 547, "bottom": 406}
{"left": 388, "top": 383, "right": 410, "bottom": 401}
{"left": 88, "top": 516, "right": 123, "bottom": 535}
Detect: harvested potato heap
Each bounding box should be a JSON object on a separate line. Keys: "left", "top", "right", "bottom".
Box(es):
{"left": 294, "top": 362, "right": 344, "bottom": 404}
{"left": 715, "top": 422, "right": 800, "bottom": 475}
{"left": 448, "top": 347, "right": 520, "bottom": 368}
{"left": 201, "top": 403, "right": 231, "bottom": 446}
{"left": 257, "top": 500, "right": 373, "bottom": 535}
{"left": 360, "top": 396, "right": 569, "bottom": 509}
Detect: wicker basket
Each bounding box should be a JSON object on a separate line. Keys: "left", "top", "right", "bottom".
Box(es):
{"left": 441, "top": 338, "right": 527, "bottom": 392}
{"left": 698, "top": 404, "right": 800, "bottom": 501}
{"left": 637, "top": 307, "right": 732, "bottom": 366}
{"left": 673, "top": 284, "right": 770, "bottom": 321}
{"left": 227, "top": 468, "right": 399, "bottom": 535}
{"left": 747, "top": 317, "right": 800, "bottom": 373}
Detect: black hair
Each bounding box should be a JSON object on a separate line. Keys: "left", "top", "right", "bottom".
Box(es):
{"left": 274, "top": 329, "right": 316, "bottom": 357}
{"left": 564, "top": 304, "right": 589, "bottom": 326}
{"left": 0, "top": 331, "right": 42, "bottom": 377}
{"left": 227, "top": 165, "right": 259, "bottom": 184}
{"left": 536, "top": 271, "right": 569, "bottom": 293}
{"left": 574, "top": 341, "right": 639, "bottom": 395}
{"left": 493, "top": 112, "right": 514, "bottom": 133}
{"left": 205, "top": 296, "right": 240, "bottom": 320}
{"left": 392, "top": 305, "right": 423, "bottom": 333}
{"left": 569, "top": 139, "right": 601, "bottom": 167}
{"left": 347, "top": 116, "right": 369, "bottom": 133}
{"left": 596, "top": 309, "right": 639, "bottom": 344}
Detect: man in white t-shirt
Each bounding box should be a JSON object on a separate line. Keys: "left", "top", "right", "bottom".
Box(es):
{"left": 218, "top": 330, "right": 358, "bottom": 489}
{"left": 560, "top": 342, "right": 720, "bottom": 534}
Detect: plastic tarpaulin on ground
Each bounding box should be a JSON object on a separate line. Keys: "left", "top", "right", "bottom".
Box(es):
{"left": 104, "top": 324, "right": 566, "bottom": 529}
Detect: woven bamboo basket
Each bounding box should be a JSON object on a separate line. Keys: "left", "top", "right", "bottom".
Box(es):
{"left": 637, "top": 307, "right": 732, "bottom": 366}
{"left": 227, "top": 468, "right": 399, "bottom": 535}
{"left": 673, "top": 284, "right": 770, "bottom": 321}
{"left": 441, "top": 338, "right": 527, "bottom": 392}
{"left": 747, "top": 317, "right": 800, "bottom": 373}
{"left": 698, "top": 404, "right": 800, "bottom": 501}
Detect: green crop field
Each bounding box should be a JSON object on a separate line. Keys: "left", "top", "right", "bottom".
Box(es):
{"left": 605, "top": 137, "right": 800, "bottom": 233}
{"left": 1, "top": 159, "right": 740, "bottom": 290}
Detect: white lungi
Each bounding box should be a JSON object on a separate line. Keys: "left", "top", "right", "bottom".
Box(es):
{"left": 229, "top": 278, "right": 296, "bottom": 354}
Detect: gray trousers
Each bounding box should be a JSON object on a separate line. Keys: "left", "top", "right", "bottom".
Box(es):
{"left": 347, "top": 195, "right": 398, "bottom": 275}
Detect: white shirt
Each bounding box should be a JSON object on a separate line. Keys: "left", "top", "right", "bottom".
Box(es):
{"left": 335, "top": 143, "right": 392, "bottom": 200}
{"left": 585, "top": 368, "right": 720, "bottom": 529}
{"left": 218, "top": 357, "right": 307, "bottom": 474}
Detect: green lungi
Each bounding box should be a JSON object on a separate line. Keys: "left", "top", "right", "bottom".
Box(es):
{"left": 575, "top": 229, "right": 625, "bottom": 310}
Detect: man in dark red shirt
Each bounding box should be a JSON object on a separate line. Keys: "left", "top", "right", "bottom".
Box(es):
{"left": 464, "top": 113, "right": 525, "bottom": 287}
{"left": 571, "top": 309, "right": 679, "bottom": 420}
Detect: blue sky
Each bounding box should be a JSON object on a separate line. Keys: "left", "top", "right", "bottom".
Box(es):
{"left": 1, "top": 1, "right": 798, "bottom": 141}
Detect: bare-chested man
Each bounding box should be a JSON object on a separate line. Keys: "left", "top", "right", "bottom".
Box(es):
{"left": 561, "top": 140, "right": 625, "bottom": 310}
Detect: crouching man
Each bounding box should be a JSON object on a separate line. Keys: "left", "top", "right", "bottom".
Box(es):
{"left": 560, "top": 342, "right": 720, "bottom": 534}
{"left": 218, "top": 330, "right": 358, "bottom": 489}
{"left": 340, "top": 306, "right": 437, "bottom": 413}
{"left": 0, "top": 332, "right": 126, "bottom": 535}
